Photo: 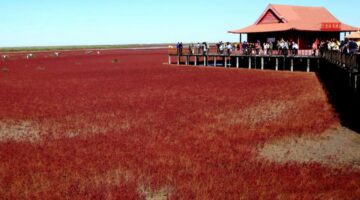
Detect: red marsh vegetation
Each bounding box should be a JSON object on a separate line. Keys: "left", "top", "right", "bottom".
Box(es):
{"left": 0, "top": 49, "right": 359, "bottom": 199}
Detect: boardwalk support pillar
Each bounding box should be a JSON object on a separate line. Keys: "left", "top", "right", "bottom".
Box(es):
{"left": 185, "top": 56, "right": 189, "bottom": 65}
{"left": 261, "top": 57, "right": 264, "bottom": 70}
{"left": 283, "top": 57, "right": 286, "bottom": 70}
{"left": 203, "top": 56, "right": 206, "bottom": 66}
{"left": 225, "top": 57, "right": 228, "bottom": 68}
{"left": 290, "top": 59, "right": 294, "bottom": 72}
{"left": 177, "top": 56, "right": 180, "bottom": 65}
{"left": 349, "top": 72, "right": 352, "bottom": 88}
{"left": 307, "top": 59, "right": 310, "bottom": 72}
{"left": 214, "top": 56, "right": 217, "bottom": 67}
{"left": 236, "top": 57, "right": 239, "bottom": 68}
{"left": 275, "top": 58, "right": 279, "bottom": 71}
{"left": 168, "top": 56, "right": 171, "bottom": 65}
{"left": 317, "top": 59, "right": 320, "bottom": 71}
{"left": 354, "top": 74, "right": 358, "bottom": 94}
{"left": 248, "top": 57, "right": 252, "bottom": 69}
{"left": 194, "top": 56, "right": 197, "bottom": 66}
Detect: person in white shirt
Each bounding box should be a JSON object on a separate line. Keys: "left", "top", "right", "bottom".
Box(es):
{"left": 219, "top": 43, "right": 225, "bottom": 55}
{"left": 292, "top": 41, "right": 299, "bottom": 56}
{"left": 226, "top": 43, "right": 232, "bottom": 55}
{"left": 263, "top": 42, "right": 269, "bottom": 55}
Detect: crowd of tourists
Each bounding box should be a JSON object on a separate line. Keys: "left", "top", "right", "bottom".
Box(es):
{"left": 238, "top": 39, "right": 299, "bottom": 56}
{"left": 215, "top": 41, "right": 237, "bottom": 56}
{"left": 174, "top": 38, "right": 358, "bottom": 57}
{"left": 176, "top": 42, "right": 210, "bottom": 56}
{"left": 317, "top": 38, "right": 359, "bottom": 57}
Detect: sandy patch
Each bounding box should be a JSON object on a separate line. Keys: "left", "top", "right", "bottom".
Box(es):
{"left": 0, "top": 120, "right": 41, "bottom": 142}
{"left": 138, "top": 185, "right": 173, "bottom": 200}
{"left": 259, "top": 125, "right": 360, "bottom": 169}
{"left": 87, "top": 168, "right": 172, "bottom": 200}
{"left": 214, "top": 100, "right": 295, "bottom": 127}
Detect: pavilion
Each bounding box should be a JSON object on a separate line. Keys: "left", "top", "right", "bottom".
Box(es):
{"left": 229, "top": 4, "right": 359, "bottom": 49}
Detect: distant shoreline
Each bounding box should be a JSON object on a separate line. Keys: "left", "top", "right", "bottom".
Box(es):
{"left": 0, "top": 44, "right": 172, "bottom": 52}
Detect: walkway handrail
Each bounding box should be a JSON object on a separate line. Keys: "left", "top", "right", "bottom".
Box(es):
{"left": 322, "top": 51, "right": 359, "bottom": 73}
{"left": 169, "top": 47, "right": 317, "bottom": 57}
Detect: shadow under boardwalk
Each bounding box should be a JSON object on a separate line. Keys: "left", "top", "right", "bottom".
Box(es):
{"left": 317, "top": 61, "right": 360, "bottom": 133}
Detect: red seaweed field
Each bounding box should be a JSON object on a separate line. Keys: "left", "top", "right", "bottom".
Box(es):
{"left": 0, "top": 49, "right": 359, "bottom": 199}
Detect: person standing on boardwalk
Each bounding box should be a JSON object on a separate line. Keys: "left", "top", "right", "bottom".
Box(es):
{"left": 179, "top": 42, "right": 183, "bottom": 55}
{"left": 255, "top": 40, "right": 261, "bottom": 55}
{"left": 292, "top": 41, "right": 299, "bottom": 56}
{"left": 242, "top": 41, "right": 248, "bottom": 55}
{"left": 188, "top": 43, "right": 194, "bottom": 55}
{"left": 197, "top": 42, "right": 201, "bottom": 54}
{"left": 349, "top": 40, "right": 359, "bottom": 55}
{"left": 219, "top": 42, "right": 225, "bottom": 55}
{"left": 268, "top": 41, "right": 273, "bottom": 55}
{"left": 202, "top": 42, "right": 208, "bottom": 55}
{"left": 278, "top": 38, "right": 286, "bottom": 55}
{"left": 226, "top": 42, "right": 232, "bottom": 55}
{"left": 312, "top": 39, "right": 319, "bottom": 56}
{"left": 176, "top": 42, "right": 180, "bottom": 55}
{"left": 319, "top": 40, "right": 326, "bottom": 57}
{"left": 263, "top": 42, "right": 269, "bottom": 55}
{"left": 284, "top": 40, "right": 289, "bottom": 56}
{"left": 216, "top": 42, "right": 221, "bottom": 54}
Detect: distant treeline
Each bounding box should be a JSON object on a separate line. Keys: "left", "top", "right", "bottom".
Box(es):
{"left": 0, "top": 44, "right": 171, "bottom": 52}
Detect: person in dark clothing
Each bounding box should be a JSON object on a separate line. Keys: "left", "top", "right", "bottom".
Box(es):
{"left": 179, "top": 42, "right": 183, "bottom": 55}
{"left": 176, "top": 42, "right": 180, "bottom": 55}
{"left": 319, "top": 41, "right": 326, "bottom": 57}
{"left": 349, "top": 40, "right": 358, "bottom": 55}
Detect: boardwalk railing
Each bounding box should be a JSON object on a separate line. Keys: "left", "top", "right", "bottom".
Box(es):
{"left": 168, "top": 47, "right": 316, "bottom": 56}
{"left": 322, "top": 51, "right": 359, "bottom": 73}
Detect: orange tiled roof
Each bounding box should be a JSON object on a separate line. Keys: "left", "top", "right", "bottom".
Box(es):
{"left": 229, "top": 4, "right": 359, "bottom": 33}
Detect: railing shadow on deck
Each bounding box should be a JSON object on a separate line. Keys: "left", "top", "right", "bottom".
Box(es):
{"left": 317, "top": 53, "right": 360, "bottom": 133}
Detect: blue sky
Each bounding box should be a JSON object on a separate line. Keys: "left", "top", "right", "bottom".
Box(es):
{"left": 1, "top": 0, "right": 359, "bottom": 47}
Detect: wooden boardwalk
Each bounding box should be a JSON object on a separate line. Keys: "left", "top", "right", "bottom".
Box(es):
{"left": 167, "top": 48, "right": 360, "bottom": 93}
